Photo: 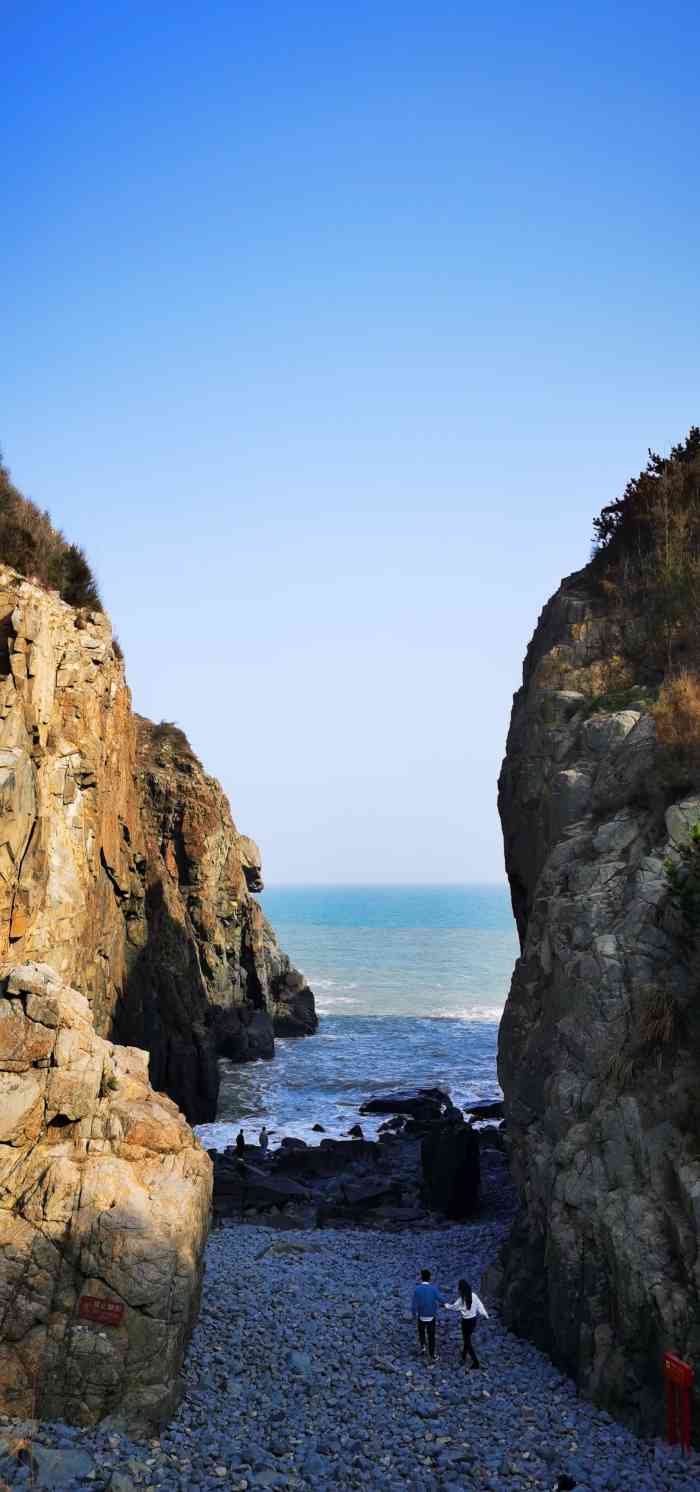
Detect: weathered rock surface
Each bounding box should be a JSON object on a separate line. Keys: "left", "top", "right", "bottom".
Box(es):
{"left": 0, "top": 961, "right": 211, "bottom": 1430}
{"left": 0, "top": 567, "right": 316, "bottom": 1123}
{"left": 497, "top": 569, "right": 700, "bottom": 1437}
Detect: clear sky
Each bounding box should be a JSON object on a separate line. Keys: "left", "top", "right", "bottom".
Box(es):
{"left": 3, "top": 1, "right": 699, "bottom": 883}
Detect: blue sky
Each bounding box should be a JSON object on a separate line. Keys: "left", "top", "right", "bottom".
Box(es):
{"left": 3, "top": 1, "right": 699, "bottom": 882}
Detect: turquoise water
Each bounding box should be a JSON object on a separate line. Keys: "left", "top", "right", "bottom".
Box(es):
{"left": 197, "top": 883, "right": 518, "bottom": 1150}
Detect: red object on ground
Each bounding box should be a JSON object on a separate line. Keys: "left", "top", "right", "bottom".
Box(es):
{"left": 78, "top": 1295, "right": 125, "bottom": 1326}
{"left": 663, "top": 1353, "right": 694, "bottom": 1452}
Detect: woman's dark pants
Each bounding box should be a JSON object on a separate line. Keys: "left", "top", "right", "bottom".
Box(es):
{"left": 461, "top": 1318, "right": 480, "bottom": 1367}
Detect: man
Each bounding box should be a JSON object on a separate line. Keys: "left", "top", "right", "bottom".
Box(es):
{"left": 235, "top": 1128, "right": 245, "bottom": 1157}
{"left": 259, "top": 1124, "right": 269, "bottom": 1159}
{"left": 411, "top": 1268, "right": 445, "bottom": 1362}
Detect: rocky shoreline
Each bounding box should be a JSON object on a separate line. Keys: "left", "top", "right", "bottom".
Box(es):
{"left": 1, "top": 1089, "right": 698, "bottom": 1492}
{"left": 210, "top": 1089, "right": 497, "bottom": 1231}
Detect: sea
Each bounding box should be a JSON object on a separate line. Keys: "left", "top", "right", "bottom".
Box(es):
{"left": 196, "top": 884, "right": 519, "bottom": 1151}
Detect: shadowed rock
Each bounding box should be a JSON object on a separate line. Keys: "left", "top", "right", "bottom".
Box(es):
{"left": 421, "top": 1123, "right": 480, "bottom": 1219}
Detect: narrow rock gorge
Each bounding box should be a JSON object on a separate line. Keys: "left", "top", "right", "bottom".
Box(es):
{"left": 0, "top": 565, "right": 316, "bottom": 1123}
{"left": 497, "top": 435, "right": 700, "bottom": 1438}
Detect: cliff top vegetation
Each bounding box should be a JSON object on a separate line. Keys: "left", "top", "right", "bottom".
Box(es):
{"left": 591, "top": 425, "right": 700, "bottom": 782}
{"left": 0, "top": 453, "right": 101, "bottom": 611}
{"left": 591, "top": 425, "right": 700, "bottom": 679}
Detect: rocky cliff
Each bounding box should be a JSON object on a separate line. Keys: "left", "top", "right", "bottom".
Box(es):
{"left": 0, "top": 961, "right": 211, "bottom": 1429}
{"left": 0, "top": 565, "right": 316, "bottom": 1123}
{"left": 497, "top": 568, "right": 700, "bottom": 1436}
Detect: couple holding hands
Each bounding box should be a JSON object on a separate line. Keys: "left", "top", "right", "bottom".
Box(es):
{"left": 411, "top": 1268, "right": 489, "bottom": 1367}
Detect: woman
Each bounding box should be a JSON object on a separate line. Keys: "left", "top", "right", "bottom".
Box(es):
{"left": 444, "top": 1279, "right": 489, "bottom": 1368}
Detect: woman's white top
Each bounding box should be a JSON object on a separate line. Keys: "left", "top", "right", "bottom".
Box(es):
{"left": 445, "top": 1291, "right": 489, "bottom": 1321}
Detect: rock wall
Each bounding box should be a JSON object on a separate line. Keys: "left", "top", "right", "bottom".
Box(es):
{"left": 0, "top": 568, "right": 316, "bottom": 1123}
{"left": 0, "top": 961, "right": 211, "bottom": 1430}
{"left": 497, "top": 569, "right": 700, "bottom": 1437}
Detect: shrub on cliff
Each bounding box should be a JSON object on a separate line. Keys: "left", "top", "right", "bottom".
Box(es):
{"left": 0, "top": 454, "right": 101, "bottom": 610}
{"left": 591, "top": 426, "right": 700, "bottom": 674}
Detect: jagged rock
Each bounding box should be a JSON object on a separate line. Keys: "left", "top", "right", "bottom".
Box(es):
{"left": 421, "top": 1123, "right": 480, "bottom": 1219}
{"left": 498, "top": 568, "right": 700, "bottom": 1437}
{"left": 0, "top": 569, "right": 315, "bottom": 1125}
{"left": 0, "top": 962, "right": 211, "bottom": 1430}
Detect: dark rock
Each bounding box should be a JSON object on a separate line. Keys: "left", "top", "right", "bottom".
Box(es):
{"left": 465, "top": 1099, "right": 504, "bottom": 1120}
{"left": 317, "top": 1182, "right": 402, "bottom": 1224}
{"left": 213, "top": 1159, "right": 310, "bottom": 1213}
{"left": 318, "top": 1138, "right": 379, "bottom": 1162}
{"left": 378, "top": 1115, "right": 406, "bottom": 1133}
{"left": 312, "top": 1123, "right": 325, "bottom": 1132}
{"left": 347, "top": 1123, "right": 364, "bottom": 1138}
{"left": 276, "top": 1139, "right": 380, "bottom": 1178}
{"left": 421, "top": 1123, "right": 480, "bottom": 1219}
{"left": 279, "top": 1136, "right": 307, "bottom": 1150}
{"left": 359, "top": 1087, "right": 449, "bottom": 1119}
{"left": 271, "top": 969, "right": 318, "bottom": 1037}
{"left": 215, "top": 1005, "right": 275, "bottom": 1063}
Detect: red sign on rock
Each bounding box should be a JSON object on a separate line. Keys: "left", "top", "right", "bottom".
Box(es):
{"left": 663, "top": 1352, "right": 694, "bottom": 1453}
{"left": 78, "top": 1295, "right": 125, "bottom": 1326}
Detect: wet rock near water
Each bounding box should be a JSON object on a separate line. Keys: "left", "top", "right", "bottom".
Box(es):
{"left": 359, "top": 1087, "right": 454, "bottom": 1121}
{"left": 212, "top": 1092, "right": 492, "bottom": 1231}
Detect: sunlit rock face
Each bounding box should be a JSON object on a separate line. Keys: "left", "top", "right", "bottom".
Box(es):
{"left": 497, "top": 569, "right": 700, "bottom": 1438}
{"left": 0, "top": 962, "right": 211, "bottom": 1430}
{"left": 0, "top": 568, "right": 316, "bottom": 1123}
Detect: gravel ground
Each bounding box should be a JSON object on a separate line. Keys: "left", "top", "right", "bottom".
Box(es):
{"left": 7, "top": 1216, "right": 698, "bottom": 1492}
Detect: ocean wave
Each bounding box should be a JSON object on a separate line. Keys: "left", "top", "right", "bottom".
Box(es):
{"left": 428, "top": 1005, "right": 504, "bottom": 1022}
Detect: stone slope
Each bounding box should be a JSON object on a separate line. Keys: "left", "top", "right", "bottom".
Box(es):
{"left": 0, "top": 961, "right": 211, "bottom": 1430}
{"left": 496, "top": 567, "right": 700, "bottom": 1437}
{"left": 0, "top": 566, "right": 316, "bottom": 1123}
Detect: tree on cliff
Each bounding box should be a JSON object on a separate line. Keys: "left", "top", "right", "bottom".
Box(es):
{"left": 0, "top": 453, "right": 101, "bottom": 610}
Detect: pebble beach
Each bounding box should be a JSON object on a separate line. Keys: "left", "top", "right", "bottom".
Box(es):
{"left": 6, "top": 1213, "right": 699, "bottom": 1492}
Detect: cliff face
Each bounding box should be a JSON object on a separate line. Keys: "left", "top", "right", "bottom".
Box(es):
{"left": 497, "top": 570, "right": 700, "bottom": 1436}
{"left": 0, "top": 567, "right": 316, "bottom": 1124}
{"left": 116, "top": 717, "right": 317, "bottom": 1120}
